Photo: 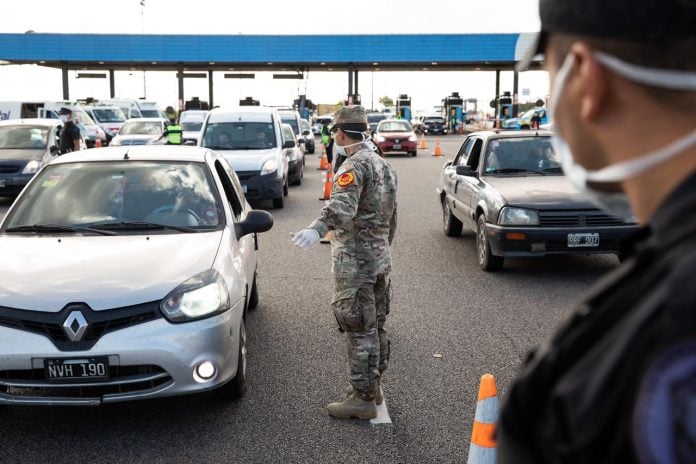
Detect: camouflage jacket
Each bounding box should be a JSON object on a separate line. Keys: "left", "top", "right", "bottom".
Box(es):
{"left": 309, "top": 145, "right": 398, "bottom": 280}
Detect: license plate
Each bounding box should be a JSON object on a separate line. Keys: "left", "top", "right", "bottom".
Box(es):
{"left": 242, "top": 184, "right": 248, "bottom": 193}
{"left": 567, "top": 233, "right": 600, "bottom": 248}
{"left": 393, "top": 144, "right": 401, "bottom": 150}
{"left": 45, "top": 357, "right": 109, "bottom": 382}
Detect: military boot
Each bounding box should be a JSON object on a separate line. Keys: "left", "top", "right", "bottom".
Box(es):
{"left": 345, "top": 382, "right": 383, "bottom": 406}
{"left": 327, "top": 391, "right": 377, "bottom": 420}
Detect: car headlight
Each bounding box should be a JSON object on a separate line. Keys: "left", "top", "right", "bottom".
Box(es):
{"left": 22, "top": 160, "right": 41, "bottom": 175}
{"left": 498, "top": 207, "right": 539, "bottom": 226}
{"left": 161, "top": 269, "right": 230, "bottom": 322}
{"left": 260, "top": 159, "right": 278, "bottom": 175}
{"left": 408, "top": 135, "right": 417, "bottom": 142}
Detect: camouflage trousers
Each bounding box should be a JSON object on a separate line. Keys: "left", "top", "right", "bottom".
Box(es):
{"left": 332, "top": 274, "right": 391, "bottom": 401}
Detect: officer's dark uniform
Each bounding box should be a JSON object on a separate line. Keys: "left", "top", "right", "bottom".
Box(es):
{"left": 498, "top": 1, "right": 696, "bottom": 462}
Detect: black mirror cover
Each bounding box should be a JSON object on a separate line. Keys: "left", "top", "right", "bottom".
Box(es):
{"left": 456, "top": 165, "right": 476, "bottom": 176}
{"left": 184, "top": 140, "right": 196, "bottom": 146}
{"left": 302, "top": 130, "right": 310, "bottom": 136}
{"left": 282, "top": 140, "right": 295, "bottom": 149}
{"left": 237, "top": 210, "right": 274, "bottom": 238}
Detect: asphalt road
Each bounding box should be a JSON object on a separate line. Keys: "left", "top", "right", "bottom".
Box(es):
{"left": 0, "top": 135, "right": 619, "bottom": 464}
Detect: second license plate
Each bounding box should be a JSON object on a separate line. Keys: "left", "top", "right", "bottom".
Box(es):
{"left": 567, "top": 233, "right": 600, "bottom": 248}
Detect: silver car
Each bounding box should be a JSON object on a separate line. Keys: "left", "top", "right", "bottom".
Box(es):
{"left": 0, "top": 146, "right": 273, "bottom": 406}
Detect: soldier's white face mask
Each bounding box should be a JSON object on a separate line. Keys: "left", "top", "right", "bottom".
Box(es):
{"left": 333, "top": 129, "right": 373, "bottom": 158}
{"left": 550, "top": 51, "right": 696, "bottom": 221}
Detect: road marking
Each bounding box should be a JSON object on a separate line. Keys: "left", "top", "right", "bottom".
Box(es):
{"left": 370, "top": 388, "right": 392, "bottom": 425}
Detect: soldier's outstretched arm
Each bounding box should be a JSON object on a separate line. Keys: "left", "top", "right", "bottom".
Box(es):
{"left": 308, "top": 163, "right": 364, "bottom": 237}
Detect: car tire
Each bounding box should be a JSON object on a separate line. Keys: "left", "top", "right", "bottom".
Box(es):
{"left": 477, "top": 215, "right": 504, "bottom": 271}
{"left": 248, "top": 272, "right": 259, "bottom": 311}
{"left": 283, "top": 178, "right": 289, "bottom": 197}
{"left": 272, "top": 195, "right": 284, "bottom": 209}
{"left": 442, "top": 199, "right": 463, "bottom": 237}
{"left": 220, "top": 320, "right": 246, "bottom": 400}
{"left": 410, "top": 150, "right": 417, "bottom": 157}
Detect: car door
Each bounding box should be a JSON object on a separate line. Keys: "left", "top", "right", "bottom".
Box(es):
{"left": 456, "top": 137, "right": 484, "bottom": 229}
{"left": 214, "top": 158, "right": 256, "bottom": 298}
{"left": 441, "top": 138, "right": 472, "bottom": 220}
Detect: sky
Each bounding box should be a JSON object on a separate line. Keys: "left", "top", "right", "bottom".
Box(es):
{"left": 0, "top": 0, "right": 547, "bottom": 115}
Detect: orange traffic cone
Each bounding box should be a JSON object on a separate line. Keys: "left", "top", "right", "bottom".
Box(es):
{"left": 466, "top": 374, "right": 499, "bottom": 464}
{"left": 432, "top": 140, "right": 443, "bottom": 157}
{"left": 318, "top": 147, "right": 329, "bottom": 171}
{"left": 320, "top": 230, "right": 332, "bottom": 244}
{"left": 418, "top": 133, "right": 427, "bottom": 149}
{"left": 319, "top": 165, "right": 333, "bottom": 200}
{"left": 95, "top": 138, "right": 102, "bottom": 148}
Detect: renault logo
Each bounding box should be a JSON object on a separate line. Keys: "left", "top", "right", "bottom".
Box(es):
{"left": 63, "top": 311, "right": 88, "bottom": 342}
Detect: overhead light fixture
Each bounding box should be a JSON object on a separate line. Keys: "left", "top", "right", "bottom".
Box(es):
{"left": 209, "top": 62, "right": 215, "bottom": 65}
{"left": 431, "top": 62, "right": 438, "bottom": 66}
{"left": 373, "top": 62, "right": 379, "bottom": 66}
{"left": 98, "top": 61, "right": 104, "bottom": 65}
{"left": 267, "top": 62, "right": 274, "bottom": 65}
{"left": 176, "top": 72, "right": 207, "bottom": 78}
{"left": 273, "top": 73, "right": 302, "bottom": 80}
{"left": 39, "top": 60, "right": 45, "bottom": 64}
{"left": 224, "top": 73, "right": 255, "bottom": 79}
{"left": 422, "top": 67, "right": 429, "bottom": 71}
{"left": 320, "top": 62, "right": 326, "bottom": 66}
{"left": 151, "top": 61, "right": 157, "bottom": 65}
{"left": 76, "top": 73, "right": 107, "bottom": 79}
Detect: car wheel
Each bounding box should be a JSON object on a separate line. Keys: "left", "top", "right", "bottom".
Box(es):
{"left": 410, "top": 151, "right": 417, "bottom": 157}
{"left": 443, "top": 199, "right": 463, "bottom": 237}
{"left": 476, "top": 215, "right": 504, "bottom": 271}
{"left": 220, "top": 320, "right": 246, "bottom": 400}
{"left": 283, "top": 178, "right": 289, "bottom": 197}
{"left": 248, "top": 272, "right": 259, "bottom": 311}
{"left": 272, "top": 195, "right": 284, "bottom": 209}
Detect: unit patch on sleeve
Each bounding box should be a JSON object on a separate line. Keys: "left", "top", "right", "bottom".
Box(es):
{"left": 336, "top": 171, "right": 356, "bottom": 188}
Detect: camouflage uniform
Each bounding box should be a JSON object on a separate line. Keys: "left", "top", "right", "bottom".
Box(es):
{"left": 309, "top": 144, "right": 398, "bottom": 400}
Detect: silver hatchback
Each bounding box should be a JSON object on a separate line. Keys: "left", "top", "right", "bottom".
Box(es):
{"left": 0, "top": 146, "right": 273, "bottom": 406}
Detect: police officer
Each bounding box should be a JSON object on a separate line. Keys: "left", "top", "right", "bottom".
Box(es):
{"left": 498, "top": 1, "right": 696, "bottom": 462}
{"left": 58, "top": 107, "right": 81, "bottom": 154}
{"left": 165, "top": 117, "right": 183, "bottom": 145}
{"left": 292, "top": 106, "right": 398, "bottom": 420}
{"left": 320, "top": 119, "right": 334, "bottom": 165}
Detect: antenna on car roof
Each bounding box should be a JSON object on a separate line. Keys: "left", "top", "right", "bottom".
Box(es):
{"left": 123, "top": 150, "right": 130, "bottom": 160}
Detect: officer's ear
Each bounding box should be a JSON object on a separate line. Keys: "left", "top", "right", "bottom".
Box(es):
{"left": 570, "top": 42, "right": 610, "bottom": 124}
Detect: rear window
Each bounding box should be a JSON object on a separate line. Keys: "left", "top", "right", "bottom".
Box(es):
{"left": 367, "top": 114, "right": 387, "bottom": 124}
{"left": 281, "top": 117, "right": 299, "bottom": 134}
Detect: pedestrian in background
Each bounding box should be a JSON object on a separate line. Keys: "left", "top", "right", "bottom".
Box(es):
{"left": 321, "top": 119, "right": 334, "bottom": 165}
{"left": 58, "top": 107, "right": 81, "bottom": 154}
{"left": 292, "top": 106, "right": 398, "bottom": 420}
{"left": 499, "top": 0, "right": 696, "bottom": 462}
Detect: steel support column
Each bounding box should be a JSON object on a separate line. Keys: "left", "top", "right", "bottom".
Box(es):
{"left": 177, "top": 63, "right": 184, "bottom": 111}
{"left": 494, "top": 69, "right": 500, "bottom": 127}
{"left": 513, "top": 70, "right": 519, "bottom": 117}
{"left": 109, "top": 69, "right": 115, "bottom": 98}
{"left": 348, "top": 68, "right": 353, "bottom": 103}
{"left": 208, "top": 70, "right": 214, "bottom": 108}
{"left": 61, "top": 62, "right": 69, "bottom": 100}
{"left": 354, "top": 70, "right": 359, "bottom": 98}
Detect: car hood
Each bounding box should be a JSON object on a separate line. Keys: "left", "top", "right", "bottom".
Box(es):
{"left": 0, "top": 232, "right": 222, "bottom": 311}
{"left": 0, "top": 148, "right": 45, "bottom": 162}
{"left": 378, "top": 131, "right": 413, "bottom": 139}
{"left": 112, "top": 135, "right": 159, "bottom": 144}
{"left": 217, "top": 148, "right": 278, "bottom": 172}
{"left": 484, "top": 175, "right": 597, "bottom": 209}
{"left": 182, "top": 131, "right": 201, "bottom": 139}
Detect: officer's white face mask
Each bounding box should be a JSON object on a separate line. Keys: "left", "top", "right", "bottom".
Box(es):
{"left": 549, "top": 51, "right": 696, "bottom": 221}
{"left": 333, "top": 129, "right": 375, "bottom": 158}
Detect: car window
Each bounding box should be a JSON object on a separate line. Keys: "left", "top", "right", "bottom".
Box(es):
{"left": 300, "top": 119, "right": 311, "bottom": 132}
{"left": 483, "top": 136, "right": 559, "bottom": 174}
{"left": 281, "top": 124, "right": 295, "bottom": 143}
{"left": 3, "top": 161, "right": 225, "bottom": 231}
{"left": 119, "top": 121, "right": 163, "bottom": 135}
{"left": 280, "top": 115, "right": 299, "bottom": 134}
{"left": 0, "top": 125, "right": 49, "bottom": 149}
{"left": 181, "top": 121, "right": 203, "bottom": 131}
{"left": 468, "top": 139, "right": 483, "bottom": 170}
{"left": 92, "top": 108, "right": 126, "bottom": 123}
{"left": 203, "top": 122, "right": 277, "bottom": 150}
{"left": 454, "top": 138, "right": 474, "bottom": 166}
{"left": 378, "top": 121, "right": 412, "bottom": 132}
{"left": 214, "top": 160, "right": 244, "bottom": 219}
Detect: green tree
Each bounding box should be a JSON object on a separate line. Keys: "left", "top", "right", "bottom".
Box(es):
{"left": 379, "top": 96, "right": 394, "bottom": 107}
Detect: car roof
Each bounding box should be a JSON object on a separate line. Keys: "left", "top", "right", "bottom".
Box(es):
{"left": 49, "top": 146, "right": 214, "bottom": 164}
{"left": 468, "top": 129, "right": 554, "bottom": 139}
{"left": 0, "top": 118, "right": 61, "bottom": 127}
{"left": 123, "top": 117, "right": 167, "bottom": 123}
{"left": 207, "top": 106, "right": 276, "bottom": 123}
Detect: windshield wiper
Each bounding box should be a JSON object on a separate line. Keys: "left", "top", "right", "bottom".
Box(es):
{"left": 488, "top": 168, "right": 546, "bottom": 175}
{"left": 5, "top": 224, "right": 117, "bottom": 236}
{"left": 542, "top": 167, "right": 564, "bottom": 173}
{"left": 90, "top": 221, "right": 197, "bottom": 233}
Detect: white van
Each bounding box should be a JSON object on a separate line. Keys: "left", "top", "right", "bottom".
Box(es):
{"left": 101, "top": 99, "right": 165, "bottom": 119}
{"left": 83, "top": 105, "right": 127, "bottom": 145}
{"left": 199, "top": 107, "right": 291, "bottom": 209}
{"left": 0, "top": 101, "right": 46, "bottom": 121}
{"left": 179, "top": 110, "right": 208, "bottom": 145}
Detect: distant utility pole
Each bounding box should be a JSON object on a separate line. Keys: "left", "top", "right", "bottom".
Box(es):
{"left": 140, "top": 0, "right": 147, "bottom": 98}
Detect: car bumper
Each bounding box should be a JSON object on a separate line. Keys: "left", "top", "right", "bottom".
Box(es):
{"left": 425, "top": 127, "right": 448, "bottom": 134}
{"left": 237, "top": 171, "right": 284, "bottom": 200}
{"left": 485, "top": 224, "right": 637, "bottom": 257}
{"left": 0, "top": 302, "right": 243, "bottom": 406}
{"left": 377, "top": 140, "right": 417, "bottom": 154}
{"left": 0, "top": 173, "right": 32, "bottom": 197}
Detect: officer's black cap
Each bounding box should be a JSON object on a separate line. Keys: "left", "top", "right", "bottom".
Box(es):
{"left": 59, "top": 107, "right": 72, "bottom": 115}
{"left": 517, "top": 0, "right": 696, "bottom": 70}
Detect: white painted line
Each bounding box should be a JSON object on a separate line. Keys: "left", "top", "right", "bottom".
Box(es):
{"left": 370, "top": 388, "right": 392, "bottom": 425}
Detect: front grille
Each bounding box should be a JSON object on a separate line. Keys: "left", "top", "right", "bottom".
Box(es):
{"left": 235, "top": 171, "right": 258, "bottom": 182}
{"left": 539, "top": 210, "right": 628, "bottom": 227}
{"left": 0, "top": 365, "right": 171, "bottom": 399}
{"left": 0, "top": 301, "right": 162, "bottom": 351}
{"left": 0, "top": 164, "right": 21, "bottom": 174}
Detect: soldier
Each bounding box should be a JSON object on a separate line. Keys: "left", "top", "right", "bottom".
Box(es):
{"left": 499, "top": 0, "right": 696, "bottom": 462}
{"left": 292, "top": 106, "right": 398, "bottom": 420}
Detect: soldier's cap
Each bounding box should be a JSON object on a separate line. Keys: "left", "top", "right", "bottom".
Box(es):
{"left": 330, "top": 105, "right": 368, "bottom": 134}
{"left": 517, "top": 0, "right": 696, "bottom": 71}
{"left": 59, "top": 107, "right": 72, "bottom": 115}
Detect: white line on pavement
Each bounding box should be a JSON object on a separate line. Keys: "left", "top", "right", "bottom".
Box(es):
{"left": 370, "top": 388, "right": 392, "bottom": 425}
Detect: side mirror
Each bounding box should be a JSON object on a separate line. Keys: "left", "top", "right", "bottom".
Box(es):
{"left": 297, "top": 139, "right": 305, "bottom": 144}
{"left": 282, "top": 140, "right": 296, "bottom": 149}
{"left": 302, "top": 130, "right": 310, "bottom": 136}
{"left": 443, "top": 160, "right": 453, "bottom": 168}
{"left": 236, "top": 210, "right": 274, "bottom": 238}
{"left": 50, "top": 145, "right": 60, "bottom": 155}
{"left": 456, "top": 165, "right": 477, "bottom": 177}
{"left": 184, "top": 140, "right": 196, "bottom": 146}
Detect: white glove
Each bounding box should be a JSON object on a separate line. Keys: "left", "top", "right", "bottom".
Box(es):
{"left": 291, "top": 229, "right": 320, "bottom": 249}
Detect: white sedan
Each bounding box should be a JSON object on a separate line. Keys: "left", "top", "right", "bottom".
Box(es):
{"left": 0, "top": 146, "right": 273, "bottom": 405}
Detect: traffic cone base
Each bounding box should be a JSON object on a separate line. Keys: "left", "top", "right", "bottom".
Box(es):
{"left": 418, "top": 134, "right": 427, "bottom": 149}
{"left": 432, "top": 139, "right": 443, "bottom": 157}
{"left": 467, "top": 374, "right": 499, "bottom": 464}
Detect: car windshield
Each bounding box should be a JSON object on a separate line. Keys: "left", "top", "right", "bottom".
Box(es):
{"left": 181, "top": 121, "right": 203, "bottom": 131}
{"left": 367, "top": 114, "right": 387, "bottom": 124}
{"left": 139, "top": 110, "right": 161, "bottom": 118}
{"left": 378, "top": 121, "right": 412, "bottom": 132}
{"left": 92, "top": 108, "right": 126, "bottom": 123}
{"left": 119, "top": 121, "right": 163, "bottom": 135}
{"left": 73, "top": 109, "right": 96, "bottom": 126}
{"left": 0, "top": 125, "right": 49, "bottom": 149}
{"left": 483, "top": 137, "right": 561, "bottom": 175}
{"left": 424, "top": 117, "right": 445, "bottom": 123}
{"left": 300, "top": 120, "right": 311, "bottom": 131}
{"left": 281, "top": 118, "right": 299, "bottom": 133}
{"left": 2, "top": 161, "right": 224, "bottom": 232}
{"left": 202, "top": 122, "right": 277, "bottom": 150}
